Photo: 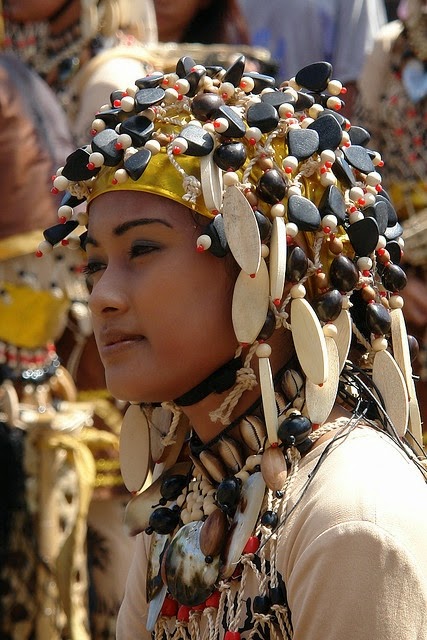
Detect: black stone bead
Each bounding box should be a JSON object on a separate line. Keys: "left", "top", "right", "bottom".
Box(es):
{"left": 62, "top": 148, "right": 98, "bottom": 181}
{"left": 205, "top": 555, "right": 214, "bottom": 564}
{"left": 254, "top": 210, "right": 272, "bottom": 241}
{"left": 191, "top": 93, "right": 224, "bottom": 121}
{"left": 408, "top": 335, "right": 419, "bottom": 362}
{"left": 119, "top": 115, "right": 154, "bottom": 147}
{"left": 278, "top": 414, "right": 312, "bottom": 447}
{"left": 222, "top": 54, "right": 245, "bottom": 86}
{"left": 312, "top": 289, "right": 343, "bottom": 322}
{"left": 180, "top": 125, "right": 214, "bottom": 156}
{"left": 135, "top": 72, "right": 164, "bottom": 89}
{"left": 256, "top": 169, "right": 287, "bottom": 204}
{"left": 261, "top": 510, "right": 279, "bottom": 528}
{"left": 342, "top": 145, "right": 375, "bottom": 174}
{"left": 203, "top": 214, "right": 228, "bottom": 257}
{"left": 60, "top": 191, "right": 85, "bottom": 209}
{"left": 216, "top": 477, "right": 241, "bottom": 516}
{"left": 261, "top": 89, "right": 297, "bottom": 109}
{"left": 384, "top": 221, "right": 403, "bottom": 241}
{"left": 376, "top": 194, "right": 398, "bottom": 227}
{"left": 253, "top": 595, "right": 272, "bottom": 614}
{"left": 134, "top": 87, "right": 165, "bottom": 112}
{"left": 347, "top": 217, "right": 379, "bottom": 256}
{"left": 296, "top": 437, "right": 314, "bottom": 455}
{"left": 185, "top": 67, "right": 206, "bottom": 97}
{"left": 94, "top": 108, "right": 121, "bottom": 128}
{"left": 160, "top": 474, "right": 189, "bottom": 501}
{"left": 385, "top": 241, "right": 402, "bottom": 265}
{"left": 287, "top": 195, "right": 321, "bottom": 231}
{"left": 270, "top": 585, "right": 286, "bottom": 606}
{"left": 148, "top": 506, "right": 180, "bottom": 535}
{"left": 91, "top": 129, "right": 123, "bottom": 166}
{"left": 332, "top": 156, "right": 356, "bottom": 189}
{"left": 293, "top": 91, "right": 315, "bottom": 111}
{"left": 243, "top": 71, "right": 276, "bottom": 94}
{"left": 287, "top": 127, "right": 319, "bottom": 160}
{"left": 348, "top": 125, "right": 371, "bottom": 147}
{"left": 247, "top": 102, "right": 279, "bottom": 133}
{"left": 381, "top": 264, "right": 407, "bottom": 292}
{"left": 286, "top": 245, "right": 309, "bottom": 282}
{"left": 318, "top": 185, "right": 346, "bottom": 225}
{"left": 329, "top": 255, "right": 359, "bottom": 292}
{"left": 213, "top": 142, "right": 247, "bottom": 171}
{"left": 110, "top": 89, "right": 125, "bottom": 107}
{"left": 214, "top": 105, "right": 246, "bottom": 137}
{"left": 124, "top": 148, "right": 151, "bottom": 181}
{"left": 363, "top": 201, "right": 388, "bottom": 235}
{"left": 307, "top": 114, "right": 342, "bottom": 152}
{"left": 366, "top": 302, "right": 391, "bottom": 335}
{"left": 205, "top": 65, "right": 224, "bottom": 79}
{"left": 176, "top": 56, "right": 196, "bottom": 78}
{"left": 295, "top": 61, "right": 333, "bottom": 92}
{"left": 257, "top": 308, "right": 276, "bottom": 341}
{"left": 317, "top": 108, "right": 347, "bottom": 129}
{"left": 43, "top": 220, "right": 79, "bottom": 246}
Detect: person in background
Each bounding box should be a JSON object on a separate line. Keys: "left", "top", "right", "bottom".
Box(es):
{"left": 357, "top": 0, "right": 427, "bottom": 431}
{"left": 238, "top": 0, "right": 387, "bottom": 117}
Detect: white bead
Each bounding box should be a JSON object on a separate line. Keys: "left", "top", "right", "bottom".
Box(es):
{"left": 372, "top": 151, "right": 382, "bottom": 166}
{"left": 376, "top": 236, "right": 387, "bottom": 250}
{"left": 141, "top": 108, "right": 156, "bottom": 121}
{"left": 350, "top": 186, "right": 365, "bottom": 202}
{"left": 175, "top": 78, "right": 190, "bottom": 95}
{"left": 366, "top": 171, "right": 382, "bottom": 186}
{"left": 308, "top": 104, "right": 323, "bottom": 118}
{"left": 219, "top": 81, "right": 235, "bottom": 98}
{"left": 319, "top": 172, "right": 337, "bottom": 187}
{"left": 320, "top": 149, "right": 336, "bottom": 164}
{"left": 321, "top": 214, "right": 338, "bottom": 231}
{"left": 125, "top": 84, "right": 138, "bottom": 97}
{"left": 172, "top": 137, "right": 188, "bottom": 154}
{"left": 300, "top": 117, "right": 314, "bottom": 128}
{"left": 117, "top": 133, "right": 132, "bottom": 149}
{"left": 144, "top": 139, "right": 161, "bottom": 154}
{"left": 164, "top": 88, "right": 179, "bottom": 104}
{"left": 120, "top": 96, "right": 135, "bottom": 112}
{"left": 340, "top": 131, "right": 350, "bottom": 146}
{"left": 240, "top": 76, "right": 255, "bottom": 92}
{"left": 363, "top": 192, "right": 376, "bottom": 206}
{"left": 196, "top": 234, "right": 212, "bottom": 251}
{"left": 271, "top": 203, "right": 285, "bottom": 217}
{"left": 282, "top": 155, "right": 299, "bottom": 171}
{"left": 89, "top": 151, "right": 105, "bottom": 167}
{"left": 203, "top": 122, "right": 216, "bottom": 134}
{"left": 213, "top": 117, "right": 229, "bottom": 133}
{"left": 357, "top": 256, "right": 373, "bottom": 270}
{"left": 372, "top": 337, "right": 388, "bottom": 351}
{"left": 38, "top": 240, "right": 52, "bottom": 254}
{"left": 124, "top": 147, "right": 137, "bottom": 161}
{"left": 288, "top": 77, "right": 301, "bottom": 90}
{"left": 349, "top": 211, "right": 364, "bottom": 224}
{"left": 290, "top": 283, "right": 306, "bottom": 298}
{"left": 53, "top": 175, "right": 69, "bottom": 191}
{"left": 341, "top": 295, "right": 351, "bottom": 310}
{"left": 67, "top": 235, "right": 81, "bottom": 250}
{"left": 58, "top": 205, "right": 73, "bottom": 221}
{"left": 256, "top": 343, "right": 272, "bottom": 358}
{"left": 286, "top": 222, "right": 299, "bottom": 237}
{"left": 327, "top": 79, "right": 343, "bottom": 96}
{"left": 245, "top": 126, "right": 262, "bottom": 142}
{"left": 91, "top": 118, "right": 106, "bottom": 132}
{"left": 114, "top": 168, "right": 128, "bottom": 184}
{"left": 76, "top": 211, "right": 88, "bottom": 226}
{"left": 278, "top": 102, "right": 295, "bottom": 117}
{"left": 326, "top": 96, "right": 342, "bottom": 110}
{"left": 287, "top": 121, "right": 300, "bottom": 131}
{"left": 397, "top": 237, "right": 405, "bottom": 248}
{"left": 261, "top": 244, "right": 269, "bottom": 258}
{"left": 162, "top": 73, "right": 179, "bottom": 87}
{"left": 99, "top": 103, "right": 110, "bottom": 112}
{"left": 246, "top": 96, "right": 261, "bottom": 108}
{"left": 190, "top": 119, "right": 203, "bottom": 128}
{"left": 223, "top": 171, "right": 240, "bottom": 186}
{"left": 389, "top": 295, "right": 404, "bottom": 309}
{"left": 287, "top": 184, "right": 302, "bottom": 196}
{"left": 235, "top": 470, "right": 250, "bottom": 483}
{"left": 323, "top": 323, "right": 338, "bottom": 338}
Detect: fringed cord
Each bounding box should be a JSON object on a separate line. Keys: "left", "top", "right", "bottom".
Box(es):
{"left": 159, "top": 401, "right": 182, "bottom": 446}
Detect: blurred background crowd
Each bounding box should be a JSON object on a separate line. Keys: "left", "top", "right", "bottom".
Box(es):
{"left": 0, "top": 0, "right": 425, "bottom": 637}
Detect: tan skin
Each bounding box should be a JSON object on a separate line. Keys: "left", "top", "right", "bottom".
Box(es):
{"left": 153, "top": 0, "right": 210, "bottom": 42}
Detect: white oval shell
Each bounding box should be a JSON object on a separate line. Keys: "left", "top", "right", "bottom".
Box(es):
{"left": 119, "top": 404, "right": 150, "bottom": 493}
{"left": 200, "top": 152, "right": 223, "bottom": 212}
{"left": 269, "top": 216, "right": 287, "bottom": 303}
{"left": 332, "top": 309, "right": 352, "bottom": 373}
{"left": 291, "top": 297, "right": 328, "bottom": 384}
{"left": 232, "top": 258, "right": 269, "bottom": 344}
{"left": 305, "top": 336, "right": 340, "bottom": 425}
{"left": 258, "top": 356, "right": 279, "bottom": 444}
{"left": 222, "top": 184, "right": 261, "bottom": 275}
{"left": 372, "top": 348, "right": 409, "bottom": 437}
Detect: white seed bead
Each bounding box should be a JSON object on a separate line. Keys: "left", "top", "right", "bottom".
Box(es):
{"left": 372, "top": 337, "right": 388, "bottom": 352}
{"left": 180, "top": 508, "right": 191, "bottom": 525}
{"left": 350, "top": 186, "right": 365, "bottom": 202}
{"left": 125, "top": 84, "right": 138, "bottom": 97}
{"left": 341, "top": 131, "right": 350, "bottom": 146}
{"left": 53, "top": 175, "right": 69, "bottom": 191}
{"left": 389, "top": 295, "right": 404, "bottom": 309}
{"left": 300, "top": 117, "right": 314, "bottom": 128}
{"left": 372, "top": 151, "right": 382, "bottom": 166}
{"left": 38, "top": 240, "right": 53, "bottom": 254}
{"left": 376, "top": 236, "right": 387, "bottom": 250}
{"left": 219, "top": 81, "right": 235, "bottom": 98}
{"left": 397, "top": 237, "right": 405, "bottom": 248}
{"left": 363, "top": 192, "right": 376, "bottom": 206}
{"left": 321, "top": 214, "right": 338, "bottom": 231}
{"left": 326, "top": 96, "right": 342, "bottom": 110}
{"left": 203, "top": 502, "right": 218, "bottom": 516}
{"left": 89, "top": 151, "right": 105, "bottom": 167}
{"left": 287, "top": 121, "right": 300, "bottom": 131}
{"left": 357, "top": 256, "right": 373, "bottom": 270}
{"left": 308, "top": 104, "right": 324, "bottom": 118}
{"left": 366, "top": 171, "right": 382, "bottom": 186}
{"left": 320, "top": 171, "right": 337, "bottom": 187}
{"left": 271, "top": 203, "right": 285, "bottom": 217}
{"left": 278, "top": 102, "right": 295, "bottom": 117}
{"left": 99, "top": 103, "right": 110, "bottom": 112}
{"left": 117, "top": 133, "right": 132, "bottom": 149}
{"left": 91, "top": 118, "right": 106, "bottom": 132}
{"left": 240, "top": 76, "right": 255, "bottom": 92}
{"left": 341, "top": 295, "right": 351, "bottom": 310}
{"left": 141, "top": 108, "right": 156, "bottom": 121}
{"left": 261, "top": 244, "right": 269, "bottom": 259}
{"left": 196, "top": 234, "right": 212, "bottom": 251}
{"left": 246, "top": 96, "right": 261, "bottom": 108}
{"left": 245, "top": 126, "right": 262, "bottom": 142}
{"left": 286, "top": 222, "right": 299, "bottom": 238}
{"left": 213, "top": 117, "right": 229, "bottom": 133}
{"left": 285, "top": 407, "right": 301, "bottom": 418}
{"left": 120, "top": 96, "right": 135, "bottom": 112}
{"left": 327, "top": 79, "right": 343, "bottom": 96}
{"left": 203, "top": 122, "right": 216, "bottom": 134}
{"left": 162, "top": 73, "right": 179, "bottom": 87}
{"left": 144, "top": 139, "right": 161, "bottom": 155}
{"left": 67, "top": 235, "right": 81, "bottom": 250}
{"left": 349, "top": 211, "right": 364, "bottom": 224}
{"left": 223, "top": 171, "right": 240, "bottom": 186}
{"left": 320, "top": 149, "right": 336, "bottom": 164}
{"left": 175, "top": 78, "right": 190, "bottom": 95}
{"left": 290, "top": 283, "right": 306, "bottom": 298}
{"left": 172, "top": 137, "right": 188, "bottom": 154}
{"left": 282, "top": 155, "right": 299, "bottom": 171}
{"left": 256, "top": 343, "right": 272, "bottom": 358}
{"left": 287, "top": 184, "right": 302, "bottom": 196}
{"left": 58, "top": 205, "right": 73, "bottom": 221}
{"left": 323, "top": 323, "right": 338, "bottom": 338}
{"left": 164, "top": 87, "right": 179, "bottom": 103}
{"left": 76, "top": 211, "right": 88, "bottom": 226}
{"left": 114, "top": 168, "right": 128, "bottom": 184}
{"left": 288, "top": 77, "right": 301, "bottom": 90}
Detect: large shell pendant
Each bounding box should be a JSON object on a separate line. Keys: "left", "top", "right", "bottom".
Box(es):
{"left": 119, "top": 404, "right": 150, "bottom": 493}
{"left": 164, "top": 521, "right": 220, "bottom": 607}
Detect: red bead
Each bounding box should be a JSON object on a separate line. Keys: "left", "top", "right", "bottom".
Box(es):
{"left": 285, "top": 166, "right": 293, "bottom": 174}
{"left": 377, "top": 248, "right": 385, "bottom": 256}
{"left": 196, "top": 245, "right": 206, "bottom": 253}
{"left": 273, "top": 298, "right": 281, "bottom": 307}
{"left": 35, "top": 250, "right": 43, "bottom": 258}
{"left": 113, "top": 99, "right": 121, "bottom": 107}
{"left": 114, "top": 142, "right": 123, "bottom": 150}
{"left": 51, "top": 187, "right": 59, "bottom": 194}
{"left": 90, "top": 128, "right": 97, "bottom": 136}
{"left": 243, "top": 536, "right": 260, "bottom": 554}
{"left": 250, "top": 273, "right": 256, "bottom": 279}
{"left": 191, "top": 603, "right": 206, "bottom": 612}
{"left": 177, "top": 605, "right": 191, "bottom": 622}
{"left": 248, "top": 137, "right": 256, "bottom": 146}
{"left": 87, "top": 161, "right": 95, "bottom": 170}
{"left": 340, "top": 87, "right": 347, "bottom": 94}
{"left": 323, "top": 226, "right": 331, "bottom": 234}
{"left": 61, "top": 239, "right": 69, "bottom": 246}
{"left": 112, "top": 178, "right": 118, "bottom": 185}
{"left": 59, "top": 216, "right": 67, "bottom": 224}
{"left": 362, "top": 270, "right": 371, "bottom": 277}
{"left": 225, "top": 631, "right": 241, "bottom": 640}
{"left": 172, "top": 146, "right": 182, "bottom": 155}
{"left": 161, "top": 596, "right": 178, "bottom": 617}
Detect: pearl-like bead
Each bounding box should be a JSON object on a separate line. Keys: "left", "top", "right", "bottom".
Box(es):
{"left": 144, "top": 139, "right": 161, "bottom": 155}
{"left": 114, "top": 168, "right": 128, "bottom": 184}
{"left": 348, "top": 211, "right": 364, "bottom": 224}
{"left": 58, "top": 205, "right": 73, "bottom": 221}
{"left": 286, "top": 222, "right": 299, "bottom": 238}
{"left": 321, "top": 214, "right": 338, "bottom": 232}
{"left": 376, "top": 236, "right": 387, "bottom": 250}
{"left": 37, "top": 240, "right": 53, "bottom": 255}
{"left": 223, "top": 172, "right": 240, "bottom": 186}
{"left": 323, "top": 323, "right": 338, "bottom": 338}
{"left": 282, "top": 155, "right": 299, "bottom": 172}
{"left": 164, "top": 88, "right": 179, "bottom": 104}
{"left": 175, "top": 79, "right": 190, "bottom": 95}
{"left": 366, "top": 171, "right": 382, "bottom": 186}
{"left": 213, "top": 117, "right": 229, "bottom": 133}
{"left": 327, "top": 79, "right": 343, "bottom": 95}
{"left": 308, "top": 104, "right": 323, "bottom": 119}
{"left": 256, "top": 343, "right": 272, "bottom": 358}
{"left": 172, "top": 137, "right": 188, "bottom": 154}
{"left": 326, "top": 96, "right": 342, "bottom": 110}
{"left": 320, "top": 150, "right": 336, "bottom": 164}
{"left": 53, "top": 175, "right": 69, "bottom": 191}
{"left": 196, "top": 234, "right": 212, "bottom": 251}
{"left": 287, "top": 184, "right": 302, "bottom": 197}
{"left": 245, "top": 126, "right": 262, "bottom": 142}
{"left": 372, "top": 337, "right": 388, "bottom": 352}
{"left": 290, "top": 283, "right": 306, "bottom": 298}
{"left": 88, "top": 151, "right": 105, "bottom": 167}
{"left": 240, "top": 76, "right": 255, "bottom": 92}
{"left": 278, "top": 102, "right": 295, "bottom": 117}
{"left": 357, "top": 256, "right": 373, "bottom": 271}
{"left": 389, "top": 295, "right": 404, "bottom": 309}
{"left": 120, "top": 96, "right": 135, "bottom": 112}
{"left": 300, "top": 117, "right": 314, "bottom": 128}
{"left": 117, "top": 133, "right": 132, "bottom": 149}
{"left": 219, "top": 81, "right": 235, "bottom": 98}
{"left": 319, "top": 171, "right": 337, "bottom": 187}
{"left": 261, "top": 244, "right": 270, "bottom": 258}
{"left": 91, "top": 118, "right": 106, "bottom": 132}
{"left": 271, "top": 203, "right": 285, "bottom": 217}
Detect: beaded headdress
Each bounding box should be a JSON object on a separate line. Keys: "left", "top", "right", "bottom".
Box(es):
{"left": 39, "top": 55, "right": 425, "bottom": 637}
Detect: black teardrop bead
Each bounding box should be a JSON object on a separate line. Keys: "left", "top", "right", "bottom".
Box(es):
{"left": 124, "top": 148, "right": 151, "bottom": 181}
{"left": 376, "top": 193, "right": 398, "bottom": 226}
{"left": 62, "top": 147, "right": 99, "bottom": 181}
{"left": 348, "top": 125, "right": 371, "bottom": 147}
{"left": 213, "top": 142, "right": 247, "bottom": 171}
{"left": 347, "top": 217, "right": 379, "bottom": 256}
{"left": 381, "top": 264, "right": 407, "bottom": 292}
{"left": 135, "top": 72, "right": 164, "bottom": 88}
{"left": 253, "top": 595, "right": 272, "bottom": 614}
{"left": 329, "top": 256, "right": 359, "bottom": 292}
{"left": 43, "top": 220, "right": 79, "bottom": 246}
{"left": 408, "top": 335, "right": 419, "bottom": 362}
{"left": 160, "top": 474, "right": 189, "bottom": 501}
{"left": 148, "top": 507, "right": 180, "bottom": 535}
{"left": 261, "top": 510, "right": 279, "bottom": 528}
{"left": 278, "top": 414, "right": 312, "bottom": 447}
{"left": 203, "top": 214, "right": 228, "bottom": 257}
{"left": 185, "top": 67, "right": 206, "bottom": 97}
{"left": 254, "top": 209, "right": 272, "bottom": 241}
{"left": 307, "top": 114, "right": 342, "bottom": 152}
{"left": 191, "top": 93, "right": 224, "bottom": 121}
{"left": 287, "top": 127, "right": 319, "bottom": 160}
{"left": 119, "top": 115, "right": 154, "bottom": 147}
{"left": 296, "top": 437, "right": 314, "bottom": 455}
{"left": 366, "top": 302, "right": 391, "bottom": 335}
{"left": 60, "top": 191, "right": 85, "bottom": 209}
{"left": 384, "top": 221, "right": 404, "bottom": 241}
{"left": 261, "top": 89, "right": 297, "bottom": 109}
{"left": 214, "top": 105, "right": 246, "bottom": 137}
{"left": 94, "top": 107, "right": 121, "bottom": 128}
{"left": 91, "top": 128, "right": 123, "bottom": 166}
{"left": 385, "top": 241, "right": 402, "bottom": 265}
{"left": 295, "top": 61, "right": 332, "bottom": 92}
{"left": 257, "top": 308, "right": 276, "bottom": 341}
{"left": 243, "top": 71, "right": 276, "bottom": 94}
{"left": 216, "top": 477, "right": 241, "bottom": 516}
{"left": 134, "top": 86, "right": 165, "bottom": 112}
{"left": 180, "top": 125, "right": 214, "bottom": 156}
{"left": 287, "top": 195, "right": 321, "bottom": 231}
{"left": 247, "top": 102, "right": 279, "bottom": 133}
{"left": 342, "top": 145, "right": 375, "bottom": 174}
{"left": 256, "top": 169, "right": 287, "bottom": 204}
{"left": 176, "top": 56, "right": 196, "bottom": 78}
{"left": 318, "top": 184, "right": 346, "bottom": 225}
{"left": 332, "top": 156, "right": 356, "bottom": 189}
{"left": 364, "top": 200, "right": 388, "bottom": 235}
{"left": 286, "top": 245, "right": 309, "bottom": 282}
{"left": 293, "top": 91, "right": 315, "bottom": 111}
{"left": 222, "top": 54, "right": 246, "bottom": 86}
{"left": 312, "top": 289, "right": 343, "bottom": 322}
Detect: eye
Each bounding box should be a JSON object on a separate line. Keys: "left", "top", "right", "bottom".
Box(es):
{"left": 129, "top": 242, "right": 160, "bottom": 259}
{"left": 82, "top": 261, "right": 106, "bottom": 291}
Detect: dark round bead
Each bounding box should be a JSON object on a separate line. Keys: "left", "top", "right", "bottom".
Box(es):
{"left": 205, "top": 555, "right": 214, "bottom": 564}
{"left": 254, "top": 210, "right": 272, "bottom": 241}
{"left": 408, "top": 335, "right": 419, "bottom": 362}
{"left": 366, "top": 302, "right": 391, "bottom": 335}
{"left": 257, "top": 309, "right": 276, "bottom": 341}
{"left": 148, "top": 507, "right": 180, "bottom": 535}
{"left": 160, "top": 474, "right": 189, "bottom": 501}
{"left": 296, "top": 437, "right": 314, "bottom": 455}
{"left": 213, "top": 142, "right": 247, "bottom": 171}
{"left": 256, "top": 169, "right": 287, "bottom": 204}
{"left": 270, "top": 586, "right": 286, "bottom": 606}
{"left": 278, "top": 414, "right": 312, "bottom": 447}
{"left": 253, "top": 595, "right": 272, "bottom": 614}
{"left": 312, "top": 289, "right": 343, "bottom": 322}
{"left": 286, "top": 245, "right": 308, "bottom": 282}
{"left": 216, "top": 477, "right": 241, "bottom": 515}
{"left": 381, "top": 264, "right": 407, "bottom": 292}
{"left": 260, "top": 510, "right": 279, "bottom": 528}
{"left": 191, "top": 93, "right": 224, "bottom": 121}
{"left": 329, "top": 255, "right": 359, "bottom": 292}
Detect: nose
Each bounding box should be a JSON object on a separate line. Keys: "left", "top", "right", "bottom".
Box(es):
{"left": 88, "top": 266, "right": 129, "bottom": 317}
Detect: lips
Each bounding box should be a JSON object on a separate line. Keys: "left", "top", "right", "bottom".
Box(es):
{"left": 98, "top": 329, "right": 145, "bottom": 353}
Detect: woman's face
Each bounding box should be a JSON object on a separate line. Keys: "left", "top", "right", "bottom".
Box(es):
{"left": 153, "top": 0, "right": 210, "bottom": 42}
{"left": 86, "top": 191, "right": 238, "bottom": 403}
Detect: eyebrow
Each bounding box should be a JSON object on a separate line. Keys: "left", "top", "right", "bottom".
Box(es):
{"left": 85, "top": 217, "right": 173, "bottom": 247}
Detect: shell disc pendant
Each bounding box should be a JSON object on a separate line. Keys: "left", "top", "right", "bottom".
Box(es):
{"left": 232, "top": 258, "right": 269, "bottom": 344}
{"left": 291, "top": 297, "right": 328, "bottom": 384}
{"left": 119, "top": 403, "right": 151, "bottom": 493}
{"left": 372, "top": 348, "right": 409, "bottom": 437}
{"left": 200, "top": 152, "right": 223, "bottom": 212}
{"left": 305, "top": 336, "right": 340, "bottom": 425}
{"left": 222, "top": 184, "right": 261, "bottom": 276}
{"left": 269, "top": 216, "right": 287, "bottom": 306}
{"left": 332, "top": 309, "right": 352, "bottom": 373}
{"left": 256, "top": 344, "right": 279, "bottom": 445}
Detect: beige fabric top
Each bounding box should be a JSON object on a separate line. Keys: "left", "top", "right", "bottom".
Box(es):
{"left": 117, "top": 426, "right": 427, "bottom": 639}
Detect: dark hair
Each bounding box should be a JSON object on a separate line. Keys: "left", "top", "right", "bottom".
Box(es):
{"left": 180, "top": 0, "right": 250, "bottom": 45}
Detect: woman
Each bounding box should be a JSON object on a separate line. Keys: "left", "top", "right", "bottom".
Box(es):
{"left": 40, "top": 56, "right": 427, "bottom": 638}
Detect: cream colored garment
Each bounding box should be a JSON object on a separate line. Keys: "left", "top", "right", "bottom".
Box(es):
{"left": 117, "top": 426, "right": 427, "bottom": 639}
